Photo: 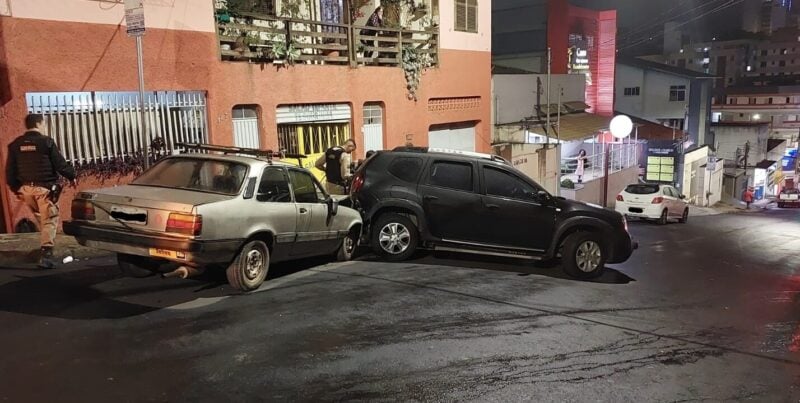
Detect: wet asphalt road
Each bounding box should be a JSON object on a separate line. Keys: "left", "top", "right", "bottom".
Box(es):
{"left": 2, "top": 209, "right": 800, "bottom": 402}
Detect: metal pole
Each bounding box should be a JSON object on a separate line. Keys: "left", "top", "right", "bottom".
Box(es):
{"left": 556, "top": 86, "right": 562, "bottom": 196}
{"left": 603, "top": 139, "right": 610, "bottom": 207}
{"left": 546, "top": 48, "right": 551, "bottom": 145}
{"left": 136, "top": 35, "right": 149, "bottom": 169}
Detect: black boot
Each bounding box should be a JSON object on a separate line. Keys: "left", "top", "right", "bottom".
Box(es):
{"left": 38, "top": 247, "right": 56, "bottom": 269}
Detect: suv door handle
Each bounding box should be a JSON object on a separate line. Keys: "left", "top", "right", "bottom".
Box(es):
{"left": 485, "top": 204, "right": 500, "bottom": 210}
{"left": 299, "top": 208, "right": 308, "bottom": 214}
{"left": 423, "top": 195, "right": 438, "bottom": 201}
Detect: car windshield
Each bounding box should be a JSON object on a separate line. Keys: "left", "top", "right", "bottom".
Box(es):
{"left": 625, "top": 184, "right": 660, "bottom": 194}
{"left": 132, "top": 158, "right": 248, "bottom": 195}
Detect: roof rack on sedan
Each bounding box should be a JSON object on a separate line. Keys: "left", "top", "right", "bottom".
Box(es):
{"left": 391, "top": 146, "right": 510, "bottom": 165}
{"left": 176, "top": 143, "right": 306, "bottom": 164}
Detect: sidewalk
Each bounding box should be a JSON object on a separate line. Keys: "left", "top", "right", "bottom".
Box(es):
{"left": 0, "top": 233, "right": 109, "bottom": 266}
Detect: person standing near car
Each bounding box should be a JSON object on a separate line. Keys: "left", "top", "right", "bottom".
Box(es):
{"left": 315, "top": 139, "right": 357, "bottom": 195}
{"left": 5, "top": 113, "right": 77, "bottom": 268}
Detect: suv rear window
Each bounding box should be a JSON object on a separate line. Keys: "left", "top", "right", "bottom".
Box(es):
{"left": 625, "top": 184, "right": 660, "bottom": 195}
{"left": 429, "top": 161, "right": 473, "bottom": 192}
{"left": 388, "top": 157, "right": 423, "bottom": 182}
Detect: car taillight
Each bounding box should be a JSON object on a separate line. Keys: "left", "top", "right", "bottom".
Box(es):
{"left": 166, "top": 213, "right": 202, "bottom": 236}
{"left": 71, "top": 199, "right": 96, "bottom": 220}
{"left": 350, "top": 171, "right": 365, "bottom": 195}
{"left": 616, "top": 195, "right": 624, "bottom": 202}
{"left": 652, "top": 197, "right": 664, "bottom": 204}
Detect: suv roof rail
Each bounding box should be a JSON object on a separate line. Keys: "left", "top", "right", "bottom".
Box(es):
{"left": 391, "top": 146, "right": 509, "bottom": 165}
{"left": 176, "top": 143, "right": 306, "bottom": 163}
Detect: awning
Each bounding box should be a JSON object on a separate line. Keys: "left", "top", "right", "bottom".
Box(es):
{"left": 528, "top": 112, "right": 611, "bottom": 142}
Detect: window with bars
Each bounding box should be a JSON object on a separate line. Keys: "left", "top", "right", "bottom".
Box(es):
{"left": 623, "top": 87, "right": 640, "bottom": 96}
{"left": 669, "top": 85, "right": 686, "bottom": 102}
{"left": 455, "top": 0, "right": 478, "bottom": 33}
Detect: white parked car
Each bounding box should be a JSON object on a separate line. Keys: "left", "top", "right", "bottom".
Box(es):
{"left": 615, "top": 183, "right": 689, "bottom": 225}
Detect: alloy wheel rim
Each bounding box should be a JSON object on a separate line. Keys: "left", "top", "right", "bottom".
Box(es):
{"left": 245, "top": 249, "right": 264, "bottom": 280}
{"left": 575, "top": 241, "right": 602, "bottom": 273}
{"left": 379, "top": 223, "right": 411, "bottom": 255}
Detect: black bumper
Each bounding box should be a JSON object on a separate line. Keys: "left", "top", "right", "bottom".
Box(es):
{"left": 607, "top": 231, "right": 637, "bottom": 264}
{"left": 63, "top": 221, "right": 242, "bottom": 264}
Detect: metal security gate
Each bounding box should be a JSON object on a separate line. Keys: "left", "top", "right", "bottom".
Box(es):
{"left": 362, "top": 104, "right": 383, "bottom": 152}
{"left": 428, "top": 123, "right": 476, "bottom": 152}
{"left": 26, "top": 91, "right": 208, "bottom": 164}
{"left": 232, "top": 105, "right": 260, "bottom": 148}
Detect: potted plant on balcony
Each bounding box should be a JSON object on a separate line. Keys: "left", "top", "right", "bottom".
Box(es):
{"left": 269, "top": 41, "right": 301, "bottom": 65}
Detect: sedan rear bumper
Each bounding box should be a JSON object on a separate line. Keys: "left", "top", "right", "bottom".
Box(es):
{"left": 63, "top": 221, "right": 242, "bottom": 265}
{"left": 615, "top": 202, "right": 666, "bottom": 220}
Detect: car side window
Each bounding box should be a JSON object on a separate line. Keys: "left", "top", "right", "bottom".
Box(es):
{"left": 257, "top": 167, "right": 292, "bottom": 203}
{"left": 388, "top": 157, "right": 423, "bottom": 183}
{"left": 289, "top": 170, "right": 326, "bottom": 203}
{"left": 484, "top": 166, "right": 538, "bottom": 201}
{"left": 666, "top": 187, "right": 677, "bottom": 198}
{"left": 429, "top": 161, "right": 473, "bottom": 192}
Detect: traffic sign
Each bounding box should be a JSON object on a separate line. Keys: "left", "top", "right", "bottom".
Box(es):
{"left": 125, "top": 0, "right": 146, "bottom": 37}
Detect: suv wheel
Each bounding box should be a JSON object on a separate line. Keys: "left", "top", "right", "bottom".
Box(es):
{"left": 117, "top": 253, "right": 159, "bottom": 278}
{"left": 227, "top": 240, "right": 269, "bottom": 292}
{"left": 372, "top": 214, "right": 418, "bottom": 261}
{"left": 561, "top": 232, "right": 606, "bottom": 279}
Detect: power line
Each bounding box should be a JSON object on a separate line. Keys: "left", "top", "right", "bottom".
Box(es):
{"left": 617, "top": 0, "right": 744, "bottom": 52}
{"left": 612, "top": 0, "right": 733, "bottom": 47}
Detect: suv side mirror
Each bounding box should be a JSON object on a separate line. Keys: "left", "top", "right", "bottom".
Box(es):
{"left": 679, "top": 194, "right": 686, "bottom": 200}
{"left": 326, "top": 197, "right": 339, "bottom": 216}
{"left": 536, "top": 190, "right": 551, "bottom": 203}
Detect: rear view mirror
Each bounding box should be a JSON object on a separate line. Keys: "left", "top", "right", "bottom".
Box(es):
{"left": 680, "top": 195, "right": 686, "bottom": 200}
{"left": 536, "top": 190, "right": 551, "bottom": 202}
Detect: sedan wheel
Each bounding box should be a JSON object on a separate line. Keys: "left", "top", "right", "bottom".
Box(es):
{"left": 658, "top": 209, "right": 668, "bottom": 225}
{"left": 226, "top": 240, "right": 269, "bottom": 292}
{"left": 679, "top": 208, "right": 689, "bottom": 224}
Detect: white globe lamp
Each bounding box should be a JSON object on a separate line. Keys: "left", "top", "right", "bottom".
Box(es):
{"left": 609, "top": 115, "right": 633, "bottom": 139}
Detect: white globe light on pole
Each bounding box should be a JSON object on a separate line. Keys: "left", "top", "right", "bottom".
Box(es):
{"left": 610, "top": 115, "right": 633, "bottom": 139}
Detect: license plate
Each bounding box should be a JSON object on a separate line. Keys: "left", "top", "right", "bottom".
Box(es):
{"left": 149, "top": 248, "right": 178, "bottom": 259}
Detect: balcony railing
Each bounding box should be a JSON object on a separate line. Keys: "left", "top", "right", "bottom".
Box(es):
{"left": 217, "top": 12, "right": 439, "bottom": 68}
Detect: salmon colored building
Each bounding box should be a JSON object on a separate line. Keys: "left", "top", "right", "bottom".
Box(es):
{"left": 0, "top": 0, "right": 492, "bottom": 233}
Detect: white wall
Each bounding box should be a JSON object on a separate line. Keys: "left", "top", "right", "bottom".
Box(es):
{"left": 560, "top": 165, "right": 639, "bottom": 207}
{"left": 616, "top": 63, "right": 692, "bottom": 123}
{"left": 492, "top": 74, "right": 586, "bottom": 125}
{"left": 713, "top": 124, "right": 770, "bottom": 164}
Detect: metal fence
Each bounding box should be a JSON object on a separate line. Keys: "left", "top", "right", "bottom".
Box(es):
{"left": 561, "top": 143, "right": 639, "bottom": 182}
{"left": 26, "top": 91, "right": 209, "bottom": 164}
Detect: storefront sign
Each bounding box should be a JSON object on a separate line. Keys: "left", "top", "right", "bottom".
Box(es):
{"left": 645, "top": 141, "right": 677, "bottom": 183}
{"left": 276, "top": 103, "right": 351, "bottom": 124}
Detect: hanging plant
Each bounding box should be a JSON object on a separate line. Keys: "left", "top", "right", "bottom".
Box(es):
{"left": 269, "top": 40, "right": 301, "bottom": 64}
{"left": 401, "top": 46, "right": 433, "bottom": 101}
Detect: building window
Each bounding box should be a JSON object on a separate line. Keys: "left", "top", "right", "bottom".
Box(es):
{"left": 669, "top": 85, "right": 686, "bottom": 102}
{"left": 749, "top": 97, "right": 756, "bottom": 104}
{"left": 623, "top": 87, "right": 640, "bottom": 96}
{"left": 788, "top": 97, "right": 792, "bottom": 103}
{"left": 728, "top": 97, "right": 737, "bottom": 105}
{"left": 761, "top": 50, "right": 768, "bottom": 56}
{"left": 769, "top": 97, "right": 774, "bottom": 104}
{"left": 780, "top": 60, "right": 787, "bottom": 67}
{"left": 761, "top": 61, "right": 767, "bottom": 67}
{"left": 455, "top": 0, "right": 478, "bottom": 33}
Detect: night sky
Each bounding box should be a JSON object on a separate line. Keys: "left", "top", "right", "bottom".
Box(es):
{"left": 570, "top": 0, "right": 745, "bottom": 55}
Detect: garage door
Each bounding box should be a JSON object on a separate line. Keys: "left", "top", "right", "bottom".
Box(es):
{"left": 428, "top": 124, "right": 475, "bottom": 152}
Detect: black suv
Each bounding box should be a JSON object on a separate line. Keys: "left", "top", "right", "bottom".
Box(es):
{"left": 350, "top": 147, "right": 637, "bottom": 278}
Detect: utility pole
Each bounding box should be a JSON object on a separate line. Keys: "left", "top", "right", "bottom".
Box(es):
{"left": 546, "top": 47, "right": 552, "bottom": 146}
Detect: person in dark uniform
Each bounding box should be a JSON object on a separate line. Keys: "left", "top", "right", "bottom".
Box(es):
{"left": 314, "top": 139, "right": 357, "bottom": 195}
{"left": 5, "top": 113, "right": 77, "bottom": 268}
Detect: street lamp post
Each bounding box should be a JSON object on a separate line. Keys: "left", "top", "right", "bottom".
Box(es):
{"left": 604, "top": 115, "right": 633, "bottom": 207}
